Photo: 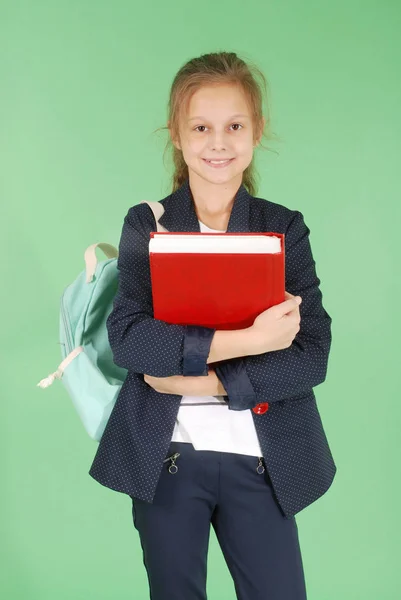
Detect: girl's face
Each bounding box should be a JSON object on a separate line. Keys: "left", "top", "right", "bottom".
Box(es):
{"left": 172, "top": 83, "right": 263, "bottom": 188}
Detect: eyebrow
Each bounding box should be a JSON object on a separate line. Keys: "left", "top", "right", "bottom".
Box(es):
{"left": 188, "top": 113, "right": 250, "bottom": 122}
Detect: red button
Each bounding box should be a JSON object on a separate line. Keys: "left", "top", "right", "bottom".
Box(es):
{"left": 252, "top": 402, "right": 269, "bottom": 414}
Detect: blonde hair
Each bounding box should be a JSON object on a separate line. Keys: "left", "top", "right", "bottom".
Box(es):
{"left": 153, "top": 51, "right": 278, "bottom": 197}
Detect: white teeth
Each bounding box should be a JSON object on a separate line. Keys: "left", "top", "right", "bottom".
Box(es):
{"left": 207, "top": 159, "right": 230, "bottom": 164}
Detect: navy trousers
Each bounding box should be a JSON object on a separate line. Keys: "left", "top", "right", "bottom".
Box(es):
{"left": 129, "top": 441, "right": 308, "bottom": 600}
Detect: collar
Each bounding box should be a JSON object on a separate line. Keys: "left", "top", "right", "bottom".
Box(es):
{"left": 158, "top": 177, "right": 252, "bottom": 233}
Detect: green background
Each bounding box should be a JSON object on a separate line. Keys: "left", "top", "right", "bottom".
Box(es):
{"left": 2, "top": 1, "right": 400, "bottom": 598}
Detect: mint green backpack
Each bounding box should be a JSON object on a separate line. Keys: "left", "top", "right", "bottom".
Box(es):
{"left": 37, "top": 201, "right": 167, "bottom": 441}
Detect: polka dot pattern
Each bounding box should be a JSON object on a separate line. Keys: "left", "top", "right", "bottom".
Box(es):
{"left": 89, "top": 178, "right": 337, "bottom": 517}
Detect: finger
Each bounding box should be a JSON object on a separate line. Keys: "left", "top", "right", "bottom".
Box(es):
{"left": 273, "top": 297, "right": 302, "bottom": 317}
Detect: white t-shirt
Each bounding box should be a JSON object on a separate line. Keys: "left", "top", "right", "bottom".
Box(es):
{"left": 171, "top": 219, "right": 263, "bottom": 457}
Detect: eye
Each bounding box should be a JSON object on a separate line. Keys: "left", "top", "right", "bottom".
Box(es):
{"left": 194, "top": 123, "right": 243, "bottom": 132}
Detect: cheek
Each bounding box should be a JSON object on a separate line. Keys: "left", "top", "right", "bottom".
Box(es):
{"left": 237, "top": 134, "right": 254, "bottom": 150}
{"left": 185, "top": 138, "right": 204, "bottom": 155}
{"left": 239, "top": 141, "right": 256, "bottom": 160}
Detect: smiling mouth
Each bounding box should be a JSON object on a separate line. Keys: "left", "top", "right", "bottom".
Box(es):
{"left": 202, "top": 158, "right": 235, "bottom": 167}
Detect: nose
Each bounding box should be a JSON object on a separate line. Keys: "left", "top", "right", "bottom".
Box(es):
{"left": 208, "top": 129, "right": 228, "bottom": 151}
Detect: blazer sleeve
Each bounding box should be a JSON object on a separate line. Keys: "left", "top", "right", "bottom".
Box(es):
{"left": 215, "top": 210, "right": 332, "bottom": 410}
{"left": 106, "top": 203, "right": 216, "bottom": 377}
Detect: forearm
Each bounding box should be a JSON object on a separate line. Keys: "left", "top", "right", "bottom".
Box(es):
{"left": 215, "top": 325, "right": 331, "bottom": 410}
{"left": 145, "top": 369, "right": 227, "bottom": 396}
{"left": 107, "top": 204, "right": 217, "bottom": 378}
{"left": 179, "top": 369, "right": 227, "bottom": 396}
{"left": 214, "top": 209, "right": 333, "bottom": 411}
{"left": 206, "top": 327, "right": 256, "bottom": 364}
{"left": 108, "top": 298, "right": 215, "bottom": 377}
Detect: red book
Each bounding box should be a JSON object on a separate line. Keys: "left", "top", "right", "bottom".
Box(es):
{"left": 149, "top": 231, "right": 285, "bottom": 331}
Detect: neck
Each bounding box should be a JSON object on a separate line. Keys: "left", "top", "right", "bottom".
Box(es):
{"left": 188, "top": 172, "right": 243, "bottom": 218}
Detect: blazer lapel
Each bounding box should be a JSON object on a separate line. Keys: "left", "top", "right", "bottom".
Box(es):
{"left": 158, "top": 177, "right": 252, "bottom": 233}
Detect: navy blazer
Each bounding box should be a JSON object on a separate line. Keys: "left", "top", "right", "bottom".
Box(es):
{"left": 89, "top": 177, "right": 337, "bottom": 518}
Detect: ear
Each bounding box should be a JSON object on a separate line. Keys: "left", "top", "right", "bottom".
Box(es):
{"left": 255, "top": 116, "right": 266, "bottom": 146}
{"left": 168, "top": 121, "right": 182, "bottom": 151}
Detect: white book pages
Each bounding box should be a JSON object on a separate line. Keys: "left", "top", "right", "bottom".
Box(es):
{"left": 149, "top": 234, "right": 282, "bottom": 254}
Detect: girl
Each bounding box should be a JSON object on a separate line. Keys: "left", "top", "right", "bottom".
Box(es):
{"left": 89, "top": 51, "right": 336, "bottom": 600}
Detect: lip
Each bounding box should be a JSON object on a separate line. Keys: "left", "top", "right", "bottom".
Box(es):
{"left": 202, "top": 158, "right": 235, "bottom": 168}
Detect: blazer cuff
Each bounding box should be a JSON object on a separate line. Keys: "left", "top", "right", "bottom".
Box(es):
{"left": 215, "top": 359, "right": 257, "bottom": 410}
{"left": 183, "top": 325, "right": 216, "bottom": 376}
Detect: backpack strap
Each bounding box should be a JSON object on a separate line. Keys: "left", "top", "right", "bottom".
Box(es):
{"left": 84, "top": 243, "right": 119, "bottom": 283}
{"left": 84, "top": 202, "right": 168, "bottom": 283}
{"left": 37, "top": 346, "right": 84, "bottom": 388}
{"left": 140, "top": 200, "right": 168, "bottom": 233}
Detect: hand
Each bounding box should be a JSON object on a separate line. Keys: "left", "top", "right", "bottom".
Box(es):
{"left": 144, "top": 369, "right": 226, "bottom": 396}
{"left": 248, "top": 291, "right": 302, "bottom": 354}
{"left": 143, "top": 373, "right": 184, "bottom": 394}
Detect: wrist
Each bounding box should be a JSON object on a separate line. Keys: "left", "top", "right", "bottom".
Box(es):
{"left": 244, "top": 327, "right": 263, "bottom": 356}
{"left": 180, "top": 370, "right": 224, "bottom": 397}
